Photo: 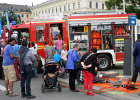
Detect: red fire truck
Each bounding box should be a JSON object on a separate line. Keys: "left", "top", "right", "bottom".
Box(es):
{"left": 2, "top": 13, "right": 136, "bottom": 70}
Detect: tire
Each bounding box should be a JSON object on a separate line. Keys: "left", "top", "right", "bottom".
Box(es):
{"left": 58, "top": 83, "right": 62, "bottom": 92}
{"left": 41, "top": 84, "right": 45, "bottom": 93}
{"left": 97, "top": 54, "right": 111, "bottom": 71}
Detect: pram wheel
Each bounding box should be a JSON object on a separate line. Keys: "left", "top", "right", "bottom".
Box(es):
{"left": 58, "top": 83, "right": 61, "bottom": 92}
{"left": 41, "top": 84, "right": 45, "bottom": 93}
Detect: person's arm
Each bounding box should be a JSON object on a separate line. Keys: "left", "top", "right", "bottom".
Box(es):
{"left": 0, "top": 47, "right": 3, "bottom": 57}
{"left": 60, "top": 51, "right": 63, "bottom": 58}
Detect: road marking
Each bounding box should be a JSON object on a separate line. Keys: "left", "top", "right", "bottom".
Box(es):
{"left": 0, "top": 85, "right": 6, "bottom": 91}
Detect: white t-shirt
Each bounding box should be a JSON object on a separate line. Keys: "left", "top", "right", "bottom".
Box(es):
{"left": 29, "top": 47, "right": 37, "bottom": 55}
{"left": 61, "top": 50, "right": 67, "bottom": 61}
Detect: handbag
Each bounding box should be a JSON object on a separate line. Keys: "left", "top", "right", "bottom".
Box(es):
{"left": 74, "top": 61, "right": 82, "bottom": 69}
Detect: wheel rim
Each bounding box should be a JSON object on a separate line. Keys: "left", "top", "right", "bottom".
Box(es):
{"left": 99, "top": 58, "right": 108, "bottom": 69}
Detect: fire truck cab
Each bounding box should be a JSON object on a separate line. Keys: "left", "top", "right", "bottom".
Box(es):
{"left": 8, "top": 20, "right": 67, "bottom": 65}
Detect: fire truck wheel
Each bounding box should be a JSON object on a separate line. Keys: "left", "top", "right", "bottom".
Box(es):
{"left": 97, "top": 54, "right": 111, "bottom": 71}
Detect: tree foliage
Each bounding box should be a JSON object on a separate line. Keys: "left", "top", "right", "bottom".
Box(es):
{"left": 105, "top": 0, "right": 140, "bottom": 19}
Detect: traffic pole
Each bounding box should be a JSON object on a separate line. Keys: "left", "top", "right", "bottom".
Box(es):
{"left": 131, "top": 25, "right": 133, "bottom": 77}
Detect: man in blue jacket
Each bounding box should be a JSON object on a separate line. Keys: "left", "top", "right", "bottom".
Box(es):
{"left": 66, "top": 44, "right": 80, "bottom": 92}
{"left": 133, "top": 40, "right": 140, "bottom": 96}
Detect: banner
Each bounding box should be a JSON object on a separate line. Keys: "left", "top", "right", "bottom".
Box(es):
{"left": 5, "top": 10, "right": 10, "bottom": 30}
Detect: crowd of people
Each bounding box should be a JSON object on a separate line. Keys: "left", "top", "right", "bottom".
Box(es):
{"left": 0, "top": 33, "right": 139, "bottom": 99}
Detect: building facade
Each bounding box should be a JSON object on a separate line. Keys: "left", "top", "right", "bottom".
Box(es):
{"left": 0, "top": 3, "right": 32, "bottom": 23}
{"left": 31, "top": 0, "right": 107, "bottom": 18}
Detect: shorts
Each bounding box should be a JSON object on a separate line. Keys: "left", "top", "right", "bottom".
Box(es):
{"left": 3, "top": 65, "right": 16, "bottom": 81}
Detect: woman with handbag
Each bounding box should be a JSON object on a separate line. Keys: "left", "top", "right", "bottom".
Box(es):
{"left": 66, "top": 44, "right": 80, "bottom": 92}
{"left": 81, "top": 47, "right": 99, "bottom": 96}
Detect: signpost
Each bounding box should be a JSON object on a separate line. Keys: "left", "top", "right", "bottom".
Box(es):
{"left": 128, "top": 15, "right": 136, "bottom": 76}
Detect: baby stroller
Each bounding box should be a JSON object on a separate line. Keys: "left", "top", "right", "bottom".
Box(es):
{"left": 41, "top": 59, "right": 62, "bottom": 93}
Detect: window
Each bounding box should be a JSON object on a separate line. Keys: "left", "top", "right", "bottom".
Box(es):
{"left": 64, "top": 5, "right": 66, "bottom": 11}
{"left": 60, "top": 6, "right": 61, "bottom": 12}
{"left": 89, "top": 1, "right": 92, "bottom": 8}
{"left": 27, "top": 15, "right": 29, "bottom": 18}
{"left": 52, "top": 8, "right": 54, "bottom": 13}
{"left": 21, "top": 14, "right": 24, "bottom": 17}
{"left": 96, "top": 2, "right": 98, "bottom": 9}
{"left": 73, "top": 3, "right": 75, "bottom": 10}
{"left": 45, "top": 10, "right": 47, "bottom": 13}
{"left": 49, "top": 9, "right": 50, "bottom": 13}
{"left": 68, "top": 4, "right": 70, "bottom": 10}
{"left": 42, "top": 11, "right": 43, "bottom": 14}
{"left": 36, "top": 13, "right": 37, "bottom": 17}
{"left": 36, "top": 26, "right": 44, "bottom": 43}
{"left": 56, "top": 7, "right": 57, "bottom": 13}
{"left": 78, "top": 2, "right": 80, "bottom": 9}
{"left": 102, "top": 3, "right": 104, "bottom": 9}
{"left": 138, "top": 26, "right": 140, "bottom": 34}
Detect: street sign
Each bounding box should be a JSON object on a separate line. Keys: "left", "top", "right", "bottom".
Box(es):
{"left": 129, "top": 15, "right": 136, "bottom": 26}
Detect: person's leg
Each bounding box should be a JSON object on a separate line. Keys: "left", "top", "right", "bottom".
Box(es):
{"left": 72, "top": 69, "right": 78, "bottom": 90}
{"left": 82, "top": 70, "right": 88, "bottom": 94}
{"left": 21, "top": 72, "right": 26, "bottom": 96}
{"left": 69, "top": 69, "right": 78, "bottom": 90}
{"left": 8, "top": 65, "right": 17, "bottom": 95}
{"left": 69, "top": 69, "right": 73, "bottom": 90}
{"left": 9, "top": 81, "right": 14, "bottom": 93}
{"left": 87, "top": 72, "right": 94, "bottom": 96}
{"left": 14, "top": 59, "right": 21, "bottom": 81}
{"left": 3, "top": 66, "right": 9, "bottom": 94}
{"left": 132, "top": 66, "right": 139, "bottom": 83}
{"left": 5, "top": 80, "right": 9, "bottom": 93}
{"left": 25, "top": 65, "right": 32, "bottom": 96}
{"left": 0, "top": 58, "right": 3, "bottom": 79}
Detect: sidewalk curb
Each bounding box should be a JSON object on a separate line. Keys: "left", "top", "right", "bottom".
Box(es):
{"left": 58, "top": 78, "right": 140, "bottom": 100}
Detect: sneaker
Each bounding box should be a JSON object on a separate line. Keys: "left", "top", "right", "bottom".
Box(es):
{"left": 26, "top": 95, "right": 36, "bottom": 99}
{"left": 85, "top": 92, "right": 89, "bottom": 95}
{"left": 128, "top": 84, "right": 138, "bottom": 90}
{"left": 21, "top": 94, "right": 27, "bottom": 98}
{"left": 89, "top": 92, "right": 95, "bottom": 96}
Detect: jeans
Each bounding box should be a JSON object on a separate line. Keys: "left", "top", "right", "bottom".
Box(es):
{"left": 21, "top": 65, "right": 32, "bottom": 96}
{"left": 32, "top": 63, "right": 38, "bottom": 78}
{"left": 56, "top": 49, "right": 61, "bottom": 55}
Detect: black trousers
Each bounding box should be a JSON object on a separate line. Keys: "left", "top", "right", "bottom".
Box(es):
{"left": 69, "top": 69, "right": 78, "bottom": 90}
{"left": 21, "top": 65, "right": 32, "bottom": 96}
{"left": 0, "top": 57, "right": 3, "bottom": 79}
{"left": 132, "top": 66, "right": 139, "bottom": 83}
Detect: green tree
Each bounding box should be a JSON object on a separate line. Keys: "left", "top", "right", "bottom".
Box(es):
{"left": 105, "top": 0, "right": 140, "bottom": 19}
{"left": 1, "top": 15, "right": 21, "bottom": 27}
{"left": 1, "top": 15, "right": 6, "bottom": 26}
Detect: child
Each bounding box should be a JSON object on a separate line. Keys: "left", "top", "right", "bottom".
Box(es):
{"left": 60, "top": 45, "right": 67, "bottom": 67}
